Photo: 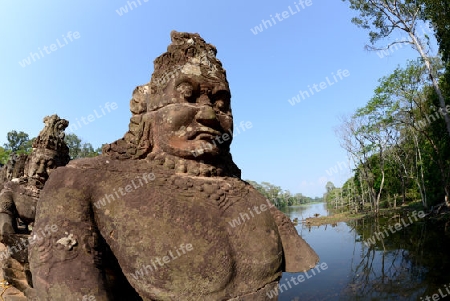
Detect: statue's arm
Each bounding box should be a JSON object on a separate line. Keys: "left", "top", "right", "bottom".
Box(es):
{"left": 28, "top": 168, "right": 110, "bottom": 301}
{"left": 0, "top": 189, "right": 17, "bottom": 239}
{"left": 269, "top": 206, "right": 319, "bottom": 272}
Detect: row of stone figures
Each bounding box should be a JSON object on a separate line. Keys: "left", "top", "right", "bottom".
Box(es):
{"left": 0, "top": 114, "right": 70, "bottom": 300}
{"left": 0, "top": 31, "right": 318, "bottom": 300}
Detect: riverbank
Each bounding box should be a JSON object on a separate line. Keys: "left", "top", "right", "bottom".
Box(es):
{"left": 302, "top": 201, "right": 450, "bottom": 226}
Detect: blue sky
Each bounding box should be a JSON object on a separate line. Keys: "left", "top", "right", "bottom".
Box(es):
{"left": 0, "top": 0, "right": 431, "bottom": 197}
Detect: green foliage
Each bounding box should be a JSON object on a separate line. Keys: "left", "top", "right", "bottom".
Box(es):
{"left": 64, "top": 133, "right": 82, "bottom": 159}
{"left": 421, "top": 0, "right": 450, "bottom": 63}
{"left": 337, "top": 58, "right": 450, "bottom": 213}
{"left": 0, "top": 147, "right": 11, "bottom": 165}
{"left": 79, "top": 143, "right": 102, "bottom": 158}
{"left": 3, "top": 130, "right": 32, "bottom": 154}
{"left": 343, "top": 0, "right": 424, "bottom": 45}
{"left": 345, "top": 0, "right": 450, "bottom": 138}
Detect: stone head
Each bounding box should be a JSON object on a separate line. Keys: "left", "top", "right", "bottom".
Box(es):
{"left": 104, "top": 31, "right": 239, "bottom": 175}
{"left": 25, "top": 148, "right": 60, "bottom": 187}
{"left": 24, "top": 115, "right": 70, "bottom": 188}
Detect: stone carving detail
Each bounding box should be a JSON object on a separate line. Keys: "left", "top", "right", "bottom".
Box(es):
{"left": 0, "top": 114, "right": 69, "bottom": 301}
{"left": 56, "top": 233, "right": 78, "bottom": 251}
{"left": 29, "top": 31, "right": 319, "bottom": 301}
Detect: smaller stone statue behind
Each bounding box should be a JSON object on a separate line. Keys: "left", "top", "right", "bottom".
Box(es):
{"left": 0, "top": 154, "right": 28, "bottom": 187}
{"left": 0, "top": 114, "right": 70, "bottom": 301}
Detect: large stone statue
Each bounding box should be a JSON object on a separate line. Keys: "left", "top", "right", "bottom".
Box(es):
{"left": 0, "top": 115, "right": 70, "bottom": 300}
{"left": 29, "top": 31, "right": 319, "bottom": 301}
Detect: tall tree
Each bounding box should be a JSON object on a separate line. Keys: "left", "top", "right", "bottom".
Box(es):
{"left": 78, "top": 142, "right": 101, "bottom": 158}
{"left": 343, "top": 0, "right": 450, "bottom": 137}
{"left": 64, "top": 133, "right": 82, "bottom": 159}
{"left": 64, "top": 133, "right": 101, "bottom": 159}
{"left": 325, "top": 181, "right": 336, "bottom": 193}
{"left": 3, "top": 130, "right": 32, "bottom": 153}
{"left": 421, "top": 0, "right": 450, "bottom": 63}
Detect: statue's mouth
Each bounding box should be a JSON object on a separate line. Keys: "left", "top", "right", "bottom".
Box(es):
{"left": 190, "top": 130, "right": 221, "bottom": 141}
{"left": 29, "top": 176, "right": 46, "bottom": 189}
{"left": 194, "top": 133, "right": 216, "bottom": 141}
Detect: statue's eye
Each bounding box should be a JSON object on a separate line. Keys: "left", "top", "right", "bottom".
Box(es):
{"left": 213, "top": 90, "right": 230, "bottom": 111}
{"left": 47, "top": 160, "right": 54, "bottom": 168}
{"left": 200, "top": 86, "right": 211, "bottom": 96}
{"left": 176, "top": 83, "right": 194, "bottom": 102}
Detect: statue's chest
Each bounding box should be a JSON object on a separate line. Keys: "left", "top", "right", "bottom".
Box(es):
{"left": 94, "top": 175, "right": 253, "bottom": 229}
{"left": 92, "top": 175, "right": 282, "bottom": 296}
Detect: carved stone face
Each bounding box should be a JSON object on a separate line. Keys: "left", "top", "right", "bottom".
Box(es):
{"left": 150, "top": 74, "right": 233, "bottom": 159}
{"left": 25, "top": 149, "right": 61, "bottom": 186}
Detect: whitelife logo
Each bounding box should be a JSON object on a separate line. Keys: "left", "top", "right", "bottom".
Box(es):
{"left": 228, "top": 199, "right": 276, "bottom": 228}
{"left": 19, "top": 31, "right": 81, "bottom": 68}
{"left": 191, "top": 121, "right": 253, "bottom": 157}
{"left": 67, "top": 102, "right": 119, "bottom": 132}
{"left": 130, "top": 243, "right": 194, "bottom": 280}
{"left": 115, "top": 0, "right": 149, "bottom": 16}
{"left": 287, "top": 69, "right": 350, "bottom": 106}
{"left": 364, "top": 211, "right": 426, "bottom": 247}
{"left": 250, "top": 0, "right": 313, "bottom": 35}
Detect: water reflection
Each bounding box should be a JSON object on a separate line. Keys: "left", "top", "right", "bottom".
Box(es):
{"left": 278, "top": 204, "right": 450, "bottom": 301}
{"left": 282, "top": 203, "right": 330, "bottom": 220}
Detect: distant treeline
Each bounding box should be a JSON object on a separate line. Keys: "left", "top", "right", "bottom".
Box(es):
{"left": 246, "top": 180, "right": 322, "bottom": 209}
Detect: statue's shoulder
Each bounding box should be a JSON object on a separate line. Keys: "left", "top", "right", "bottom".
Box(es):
{"left": 48, "top": 156, "right": 149, "bottom": 189}
{"left": 65, "top": 155, "right": 110, "bottom": 170}
{"left": 65, "top": 155, "right": 138, "bottom": 173}
{"left": 45, "top": 156, "right": 116, "bottom": 192}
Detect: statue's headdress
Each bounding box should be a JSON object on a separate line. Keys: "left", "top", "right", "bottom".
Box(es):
{"left": 32, "top": 115, "right": 69, "bottom": 154}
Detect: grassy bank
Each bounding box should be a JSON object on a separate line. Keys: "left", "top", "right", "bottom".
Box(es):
{"left": 303, "top": 212, "right": 366, "bottom": 227}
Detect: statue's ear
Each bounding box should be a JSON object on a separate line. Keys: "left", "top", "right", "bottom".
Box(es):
{"left": 134, "top": 112, "right": 154, "bottom": 159}
{"left": 130, "top": 86, "right": 148, "bottom": 115}
{"left": 103, "top": 110, "right": 155, "bottom": 160}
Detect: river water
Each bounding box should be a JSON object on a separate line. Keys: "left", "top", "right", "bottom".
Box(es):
{"left": 277, "top": 203, "right": 450, "bottom": 301}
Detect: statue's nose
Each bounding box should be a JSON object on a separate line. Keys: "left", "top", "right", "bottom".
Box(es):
{"left": 36, "top": 163, "right": 47, "bottom": 176}
{"left": 195, "top": 105, "right": 218, "bottom": 127}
